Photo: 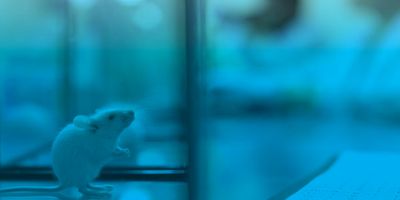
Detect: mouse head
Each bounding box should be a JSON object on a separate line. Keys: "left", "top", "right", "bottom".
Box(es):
{"left": 73, "top": 109, "right": 135, "bottom": 134}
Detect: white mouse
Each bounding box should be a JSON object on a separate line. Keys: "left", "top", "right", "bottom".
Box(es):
{"left": 0, "top": 108, "right": 135, "bottom": 197}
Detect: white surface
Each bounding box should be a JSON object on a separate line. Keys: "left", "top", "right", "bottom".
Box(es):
{"left": 289, "top": 151, "right": 400, "bottom": 200}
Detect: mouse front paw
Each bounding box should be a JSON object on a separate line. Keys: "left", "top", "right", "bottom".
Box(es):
{"left": 121, "top": 148, "right": 131, "bottom": 157}
{"left": 113, "top": 147, "right": 131, "bottom": 157}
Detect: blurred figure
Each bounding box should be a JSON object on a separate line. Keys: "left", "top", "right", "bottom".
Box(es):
{"left": 359, "top": 0, "right": 400, "bottom": 21}
{"left": 208, "top": 0, "right": 323, "bottom": 117}
{"left": 242, "top": 0, "right": 300, "bottom": 32}
{"left": 219, "top": 0, "right": 317, "bottom": 68}
{"left": 357, "top": 0, "right": 400, "bottom": 97}
{"left": 350, "top": 0, "right": 400, "bottom": 123}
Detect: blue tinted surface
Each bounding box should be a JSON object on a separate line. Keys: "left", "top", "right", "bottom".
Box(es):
{"left": 2, "top": 0, "right": 400, "bottom": 199}
{"left": 205, "top": 0, "right": 400, "bottom": 199}
{"left": 289, "top": 151, "right": 400, "bottom": 199}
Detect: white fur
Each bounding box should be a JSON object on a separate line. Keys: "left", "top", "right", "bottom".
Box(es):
{"left": 0, "top": 108, "right": 135, "bottom": 197}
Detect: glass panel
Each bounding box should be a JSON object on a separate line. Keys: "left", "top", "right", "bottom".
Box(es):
{"left": 0, "top": 0, "right": 65, "bottom": 166}
{"left": 0, "top": 0, "right": 187, "bottom": 169}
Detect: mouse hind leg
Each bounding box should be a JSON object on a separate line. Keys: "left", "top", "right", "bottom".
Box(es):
{"left": 87, "top": 183, "right": 114, "bottom": 192}
{"left": 78, "top": 186, "right": 111, "bottom": 197}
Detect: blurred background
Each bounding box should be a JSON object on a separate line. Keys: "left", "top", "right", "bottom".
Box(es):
{"left": 1, "top": 0, "right": 400, "bottom": 199}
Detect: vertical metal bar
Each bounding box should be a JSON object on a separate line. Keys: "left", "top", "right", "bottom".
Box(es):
{"left": 0, "top": 58, "right": 3, "bottom": 166}
{"left": 60, "top": 0, "right": 74, "bottom": 123}
{"left": 184, "top": 0, "right": 206, "bottom": 199}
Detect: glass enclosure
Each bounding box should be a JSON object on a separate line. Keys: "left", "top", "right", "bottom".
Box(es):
{"left": 2, "top": 0, "right": 400, "bottom": 199}
{"left": 0, "top": 0, "right": 186, "bottom": 168}
{"left": 0, "top": 0, "right": 187, "bottom": 199}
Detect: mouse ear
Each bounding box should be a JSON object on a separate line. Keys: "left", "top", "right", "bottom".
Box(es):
{"left": 73, "top": 115, "right": 96, "bottom": 130}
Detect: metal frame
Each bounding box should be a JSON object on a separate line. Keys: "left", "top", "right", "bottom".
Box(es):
{"left": 185, "top": 0, "right": 206, "bottom": 199}
{"left": 0, "top": 166, "right": 187, "bottom": 182}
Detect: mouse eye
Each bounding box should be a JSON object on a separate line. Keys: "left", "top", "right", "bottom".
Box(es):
{"left": 108, "top": 114, "right": 115, "bottom": 121}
